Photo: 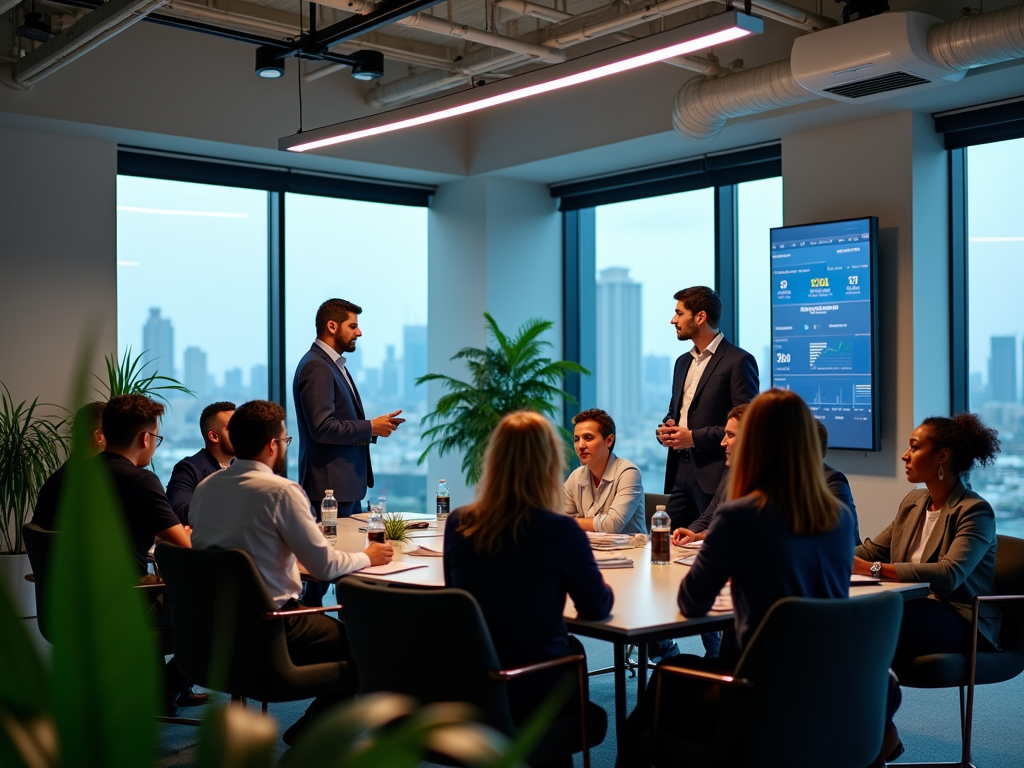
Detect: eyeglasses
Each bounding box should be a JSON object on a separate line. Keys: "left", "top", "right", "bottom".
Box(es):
{"left": 144, "top": 432, "right": 164, "bottom": 447}
{"left": 275, "top": 436, "right": 293, "bottom": 446}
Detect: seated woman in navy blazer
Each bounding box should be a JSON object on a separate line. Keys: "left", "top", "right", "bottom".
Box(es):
{"left": 443, "top": 410, "right": 614, "bottom": 725}
{"left": 617, "top": 388, "right": 856, "bottom": 768}
{"left": 854, "top": 412, "right": 1001, "bottom": 761}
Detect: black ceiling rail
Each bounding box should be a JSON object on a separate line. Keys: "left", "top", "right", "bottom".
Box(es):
{"left": 313, "top": 0, "right": 445, "bottom": 46}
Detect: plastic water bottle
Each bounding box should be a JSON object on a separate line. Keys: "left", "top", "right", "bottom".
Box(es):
{"left": 321, "top": 490, "right": 338, "bottom": 536}
{"left": 436, "top": 479, "right": 451, "bottom": 521}
{"left": 366, "top": 503, "right": 385, "bottom": 544}
{"left": 651, "top": 505, "right": 671, "bottom": 565}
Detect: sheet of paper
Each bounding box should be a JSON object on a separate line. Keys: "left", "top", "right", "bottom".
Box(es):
{"left": 681, "top": 541, "right": 704, "bottom": 549}
{"left": 406, "top": 545, "right": 443, "bottom": 557}
{"left": 674, "top": 555, "right": 698, "bottom": 566}
{"left": 358, "top": 561, "right": 428, "bottom": 575}
{"left": 850, "top": 574, "right": 882, "bottom": 585}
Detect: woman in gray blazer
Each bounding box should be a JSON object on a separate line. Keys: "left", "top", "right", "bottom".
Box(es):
{"left": 854, "top": 412, "right": 1001, "bottom": 761}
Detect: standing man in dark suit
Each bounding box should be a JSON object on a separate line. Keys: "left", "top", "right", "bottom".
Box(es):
{"left": 293, "top": 298, "right": 404, "bottom": 520}
{"left": 656, "top": 286, "right": 759, "bottom": 531}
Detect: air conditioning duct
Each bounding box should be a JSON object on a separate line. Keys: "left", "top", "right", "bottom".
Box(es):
{"left": 790, "top": 11, "right": 965, "bottom": 103}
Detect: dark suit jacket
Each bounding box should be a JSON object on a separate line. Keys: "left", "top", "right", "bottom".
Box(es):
{"left": 856, "top": 479, "right": 1001, "bottom": 649}
{"left": 824, "top": 463, "right": 860, "bottom": 545}
{"left": 662, "top": 337, "right": 759, "bottom": 495}
{"left": 165, "top": 447, "right": 223, "bottom": 525}
{"left": 293, "top": 342, "right": 374, "bottom": 507}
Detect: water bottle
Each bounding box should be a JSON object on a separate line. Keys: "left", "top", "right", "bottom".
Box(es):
{"left": 436, "top": 479, "right": 451, "bottom": 521}
{"left": 321, "top": 490, "right": 338, "bottom": 536}
{"left": 366, "top": 503, "right": 385, "bottom": 544}
{"left": 651, "top": 505, "right": 671, "bottom": 565}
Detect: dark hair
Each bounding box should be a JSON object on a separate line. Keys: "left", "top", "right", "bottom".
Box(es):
{"left": 73, "top": 401, "right": 106, "bottom": 435}
{"left": 815, "top": 419, "right": 828, "bottom": 455}
{"left": 315, "top": 298, "right": 363, "bottom": 337}
{"left": 572, "top": 408, "right": 617, "bottom": 450}
{"left": 229, "top": 400, "right": 286, "bottom": 460}
{"left": 920, "top": 413, "right": 1000, "bottom": 476}
{"left": 727, "top": 403, "right": 748, "bottom": 423}
{"left": 200, "top": 401, "right": 235, "bottom": 440}
{"left": 673, "top": 286, "right": 722, "bottom": 329}
{"left": 102, "top": 395, "right": 164, "bottom": 450}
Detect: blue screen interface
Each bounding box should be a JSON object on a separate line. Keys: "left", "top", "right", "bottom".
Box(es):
{"left": 771, "top": 218, "right": 875, "bottom": 450}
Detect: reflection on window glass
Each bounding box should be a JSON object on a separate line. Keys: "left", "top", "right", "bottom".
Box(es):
{"left": 967, "top": 137, "right": 1024, "bottom": 537}
{"left": 594, "top": 188, "right": 715, "bottom": 490}
{"left": 284, "top": 193, "right": 428, "bottom": 512}
{"left": 116, "top": 176, "right": 269, "bottom": 479}
{"left": 737, "top": 177, "right": 783, "bottom": 391}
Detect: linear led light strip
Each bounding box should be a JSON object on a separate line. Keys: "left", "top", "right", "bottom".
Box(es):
{"left": 283, "top": 10, "right": 762, "bottom": 153}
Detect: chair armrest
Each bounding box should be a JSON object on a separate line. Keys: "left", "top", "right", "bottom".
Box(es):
{"left": 262, "top": 604, "right": 343, "bottom": 620}
{"left": 489, "top": 653, "right": 586, "bottom": 681}
{"left": 25, "top": 573, "right": 35, "bottom": 583}
{"left": 975, "top": 594, "right": 1024, "bottom": 605}
{"left": 135, "top": 582, "right": 166, "bottom": 590}
{"left": 656, "top": 665, "right": 753, "bottom": 688}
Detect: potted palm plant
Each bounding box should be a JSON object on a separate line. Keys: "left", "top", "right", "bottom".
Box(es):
{"left": 416, "top": 313, "right": 588, "bottom": 486}
{"left": 0, "top": 383, "right": 68, "bottom": 617}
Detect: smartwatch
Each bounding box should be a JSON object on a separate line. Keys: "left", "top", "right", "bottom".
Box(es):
{"left": 870, "top": 561, "right": 882, "bottom": 579}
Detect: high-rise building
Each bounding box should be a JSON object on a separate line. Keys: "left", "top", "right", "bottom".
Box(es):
{"left": 142, "top": 307, "right": 175, "bottom": 379}
{"left": 644, "top": 354, "right": 670, "bottom": 387}
{"left": 250, "top": 364, "right": 268, "bottom": 398}
{"left": 382, "top": 345, "right": 401, "bottom": 400}
{"left": 183, "top": 347, "right": 208, "bottom": 398}
{"left": 989, "top": 336, "right": 1016, "bottom": 403}
{"left": 403, "top": 325, "right": 428, "bottom": 404}
{"left": 224, "top": 368, "right": 243, "bottom": 394}
{"left": 596, "top": 267, "right": 642, "bottom": 422}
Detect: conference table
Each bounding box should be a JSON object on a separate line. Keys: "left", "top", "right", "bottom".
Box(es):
{"left": 323, "top": 514, "right": 929, "bottom": 750}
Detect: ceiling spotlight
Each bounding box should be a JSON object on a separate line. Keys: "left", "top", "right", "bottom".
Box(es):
{"left": 350, "top": 50, "right": 384, "bottom": 81}
{"left": 255, "top": 46, "right": 285, "bottom": 79}
{"left": 16, "top": 11, "right": 54, "bottom": 42}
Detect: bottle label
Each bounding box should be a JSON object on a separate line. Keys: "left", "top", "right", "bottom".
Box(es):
{"left": 437, "top": 497, "right": 450, "bottom": 518}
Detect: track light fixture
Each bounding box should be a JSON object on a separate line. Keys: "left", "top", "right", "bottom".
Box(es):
{"left": 255, "top": 45, "right": 285, "bottom": 79}
{"left": 350, "top": 50, "right": 384, "bottom": 81}
{"left": 16, "top": 8, "right": 54, "bottom": 42}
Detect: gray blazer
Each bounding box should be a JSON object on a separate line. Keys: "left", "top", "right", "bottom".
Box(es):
{"left": 856, "top": 479, "right": 1001, "bottom": 649}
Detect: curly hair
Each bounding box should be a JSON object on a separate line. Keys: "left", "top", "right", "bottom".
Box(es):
{"left": 572, "top": 408, "right": 616, "bottom": 450}
{"left": 920, "top": 413, "right": 1000, "bottom": 476}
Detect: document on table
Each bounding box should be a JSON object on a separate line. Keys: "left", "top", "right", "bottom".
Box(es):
{"left": 674, "top": 555, "right": 698, "bottom": 566}
{"left": 406, "top": 545, "right": 443, "bottom": 557}
{"left": 680, "top": 541, "right": 703, "bottom": 550}
{"left": 357, "top": 561, "right": 428, "bottom": 575}
{"left": 595, "top": 554, "right": 634, "bottom": 569}
{"left": 850, "top": 574, "right": 882, "bottom": 585}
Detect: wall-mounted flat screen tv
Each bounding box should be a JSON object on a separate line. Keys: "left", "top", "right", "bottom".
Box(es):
{"left": 770, "top": 216, "right": 880, "bottom": 451}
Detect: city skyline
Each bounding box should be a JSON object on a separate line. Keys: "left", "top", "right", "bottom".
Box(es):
{"left": 596, "top": 267, "right": 643, "bottom": 422}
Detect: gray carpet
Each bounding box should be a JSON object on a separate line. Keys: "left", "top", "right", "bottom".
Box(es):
{"left": 22, "top": 613, "right": 1024, "bottom": 767}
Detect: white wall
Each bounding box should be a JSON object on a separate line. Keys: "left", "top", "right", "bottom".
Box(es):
{"left": 0, "top": 126, "right": 117, "bottom": 410}
{"left": 782, "top": 110, "right": 950, "bottom": 539}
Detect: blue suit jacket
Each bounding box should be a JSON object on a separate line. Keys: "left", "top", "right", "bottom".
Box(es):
{"left": 165, "top": 447, "right": 222, "bottom": 525}
{"left": 292, "top": 343, "right": 374, "bottom": 507}
{"left": 662, "top": 337, "right": 759, "bottom": 495}
{"left": 824, "top": 463, "right": 861, "bottom": 545}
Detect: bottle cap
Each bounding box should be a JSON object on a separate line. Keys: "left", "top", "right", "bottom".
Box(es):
{"left": 655, "top": 505, "right": 666, "bottom": 511}
{"left": 325, "top": 490, "right": 333, "bottom": 496}
{"left": 439, "top": 479, "right": 446, "bottom": 483}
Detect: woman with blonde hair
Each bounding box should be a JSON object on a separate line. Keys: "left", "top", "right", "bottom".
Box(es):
{"left": 616, "top": 389, "right": 855, "bottom": 768}
{"left": 443, "top": 410, "right": 614, "bottom": 728}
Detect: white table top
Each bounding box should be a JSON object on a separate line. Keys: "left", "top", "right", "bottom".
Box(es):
{"left": 329, "top": 516, "right": 929, "bottom": 643}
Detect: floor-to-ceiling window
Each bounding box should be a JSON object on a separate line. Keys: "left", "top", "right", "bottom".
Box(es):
{"left": 116, "top": 176, "right": 269, "bottom": 479}
{"left": 965, "top": 135, "right": 1024, "bottom": 537}
{"left": 284, "top": 193, "right": 429, "bottom": 512}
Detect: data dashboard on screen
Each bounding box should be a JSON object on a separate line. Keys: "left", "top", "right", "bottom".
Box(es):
{"left": 770, "top": 217, "right": 879, "bottom": 451}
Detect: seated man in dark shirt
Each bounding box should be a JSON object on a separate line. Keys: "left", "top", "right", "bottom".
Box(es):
{"left": 32, "top": 401, "right": 106, "bottom": 530}
{"left": 816, "top": 418, "right": 861, "bottom": 545}
{"left": 165, "top": 401, "right": 235, "bottom": 525}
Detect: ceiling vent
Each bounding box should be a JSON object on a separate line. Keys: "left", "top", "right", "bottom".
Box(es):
{"left": 791, "top": 11, "right": 965, "bottom": 103}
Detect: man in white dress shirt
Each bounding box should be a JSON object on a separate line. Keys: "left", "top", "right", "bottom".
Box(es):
{"left": 190, "top": 399, "right": 392, "bottom": 744}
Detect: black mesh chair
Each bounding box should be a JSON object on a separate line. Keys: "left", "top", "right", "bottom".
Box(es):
{"left": 154, "top": 544, "right": 355, "bottom": 711}
{"left": 644, "top": 493, "right": 670, "bottom": 533}
{"left": 647, "top": 592, "right": 903, "bottom": 768}
{"left": 337, "top": 578, "right": 606, "bottom": 768}
{"left": 892, "top": 534, "right": 1024, "bottom": 768}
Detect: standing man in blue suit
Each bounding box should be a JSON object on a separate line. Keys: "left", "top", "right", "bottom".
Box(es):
{"left": 293, "top": 298, "right": 404, "bottom": 520}
{"left": 656, "top": 286, "right": 759, "bottom": 531}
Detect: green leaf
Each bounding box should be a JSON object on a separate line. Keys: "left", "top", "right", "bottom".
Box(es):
{"left": 48, "top": 338, "right": 161, "bottom": 768}
{"left": 94, "top": 347, "right": 195, "bottom": 406}
{"left": 197, "top": 706, "right": 277, "bottom": 768}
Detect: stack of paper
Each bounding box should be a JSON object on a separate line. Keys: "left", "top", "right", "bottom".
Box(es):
{"left": 587, "top": 532, "right": 633, "bottom": 551}
{"left": 595, "top": 554, "right": 634, "bottom": 569}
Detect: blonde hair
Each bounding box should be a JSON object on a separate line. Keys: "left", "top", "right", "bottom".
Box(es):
{"left": 458, "top": 410, "right": 566, "bottom": 555}
{"left": 727, "top": 388, "right": 840, "bottom": 536}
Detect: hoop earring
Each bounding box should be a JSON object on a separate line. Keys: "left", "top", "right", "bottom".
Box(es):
{"left": 938, "top": 465, "right": 945, "bottom": 481}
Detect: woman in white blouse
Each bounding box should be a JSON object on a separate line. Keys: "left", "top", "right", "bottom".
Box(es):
{"left": 854, "top": 412, "right": 1002, "bottom": 760}
{"left": 564, "top": 409, "right": 647, "bottom": 535}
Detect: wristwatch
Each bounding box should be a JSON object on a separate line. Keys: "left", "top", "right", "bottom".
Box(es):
{"left": 870, "top": 561, "right": 882, "bottom": 579}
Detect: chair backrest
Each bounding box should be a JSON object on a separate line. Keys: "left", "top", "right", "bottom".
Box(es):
{"left": 154, "top": 544, "right": 294, "bottom": 696}
{"left": 337, "top": 578, "right": 517, "bottom": 735}
{"left": 644, "top": 493, "right": 669, "bottom": 532}
{"left": 712, "top": 592, "right": 903, "bottom": 768}
{"left": 22, "top": 523, "right": 56, "bottom": 643}
{"left": 994, "top": 535, "right": 1024, "bottom": 654}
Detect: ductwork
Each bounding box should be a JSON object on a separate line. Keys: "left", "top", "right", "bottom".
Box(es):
{"left": 672, "top": 3, "right": 1024, "bottom": 141}
{"left": 495, "top": 0, "right": 572, "bottom": 24}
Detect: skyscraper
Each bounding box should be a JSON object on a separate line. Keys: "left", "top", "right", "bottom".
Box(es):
{"left": 224, "top": 368, "right": 243, "bottom": 394}
{"left": 596, "top": 267, "right": 642, "bottom": 423}
{"left": 250, "top": 364, "right": 268, "bottom": 398}
{"left": 989, "top": 336, "right": 1016, "bottom": 403}
{"left": 403, "top": 325, "right": 428, "bottom": 404}
{"left": 142, "top": 307, "right": 175, "bottom": 379}
{"left": 183, "top": 346, "right": 208, "bottom": 398}
{"left": 382, "top": 345, "right": 401, "bottom": 400}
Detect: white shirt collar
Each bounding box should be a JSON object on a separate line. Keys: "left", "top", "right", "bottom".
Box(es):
{"left": 691, "top": 331, "right": 725, "bottom": 360}
{"left": 231, "top": 458, "right": 274, "bottom": 474}
{"left": 314, "top": 338, "right": 348, "bottom": 367}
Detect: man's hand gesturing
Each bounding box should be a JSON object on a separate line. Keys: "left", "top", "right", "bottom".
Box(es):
{"left": 371, "top": 409, "right": 405, "bottom": 437}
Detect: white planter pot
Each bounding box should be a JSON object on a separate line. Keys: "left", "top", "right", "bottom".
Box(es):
{"left": 0, "top": 552, "right": 36, "bottom": 618}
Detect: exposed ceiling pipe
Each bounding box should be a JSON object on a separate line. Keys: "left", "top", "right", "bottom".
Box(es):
{"left": 494, "top": 0, "right": 571, "bottom": 23}
{"left": 394, "top": 12, "right": 565, "bottom": 62}
{"left": 738, "top": 0, "right": 834, "bottom": 32}
{"left": 672, "top": 2, "right": 1024, "bottom": 141}
{"left": 13, "top": 0, "right": 166, "bottom": 85}
{"left": 611, "top": 31, "right": 730, "bottom": 75}
{"left": 366, "top": 47, "right": 525, "bottom": 105}
{"left": 544, "top": 0, "right": 706, "bottom": 47}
